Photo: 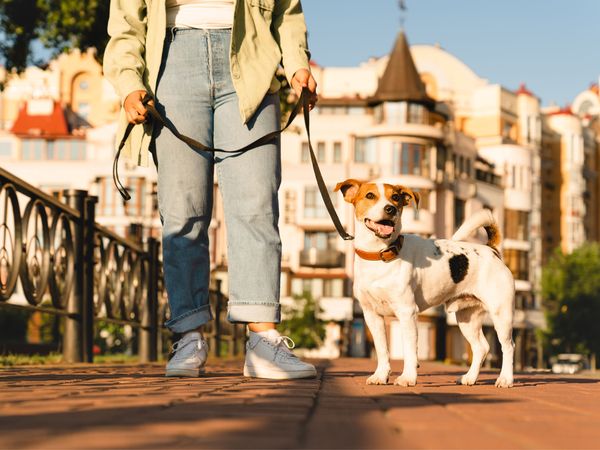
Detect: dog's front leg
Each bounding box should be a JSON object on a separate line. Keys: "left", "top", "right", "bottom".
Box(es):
{"left": 362, "top": 307, "right": 391, "bottom": 385}
{"left": 393, "top": 304, "right": 418, "bottom": 387}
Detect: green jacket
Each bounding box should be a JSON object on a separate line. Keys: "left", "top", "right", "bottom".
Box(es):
{"left": 103, "top": 0, "right": 310, "bottom": 166}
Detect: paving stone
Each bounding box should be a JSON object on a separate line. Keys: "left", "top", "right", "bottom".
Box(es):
{"left": 1, "top": 359, "right": 599, "bottom": 449}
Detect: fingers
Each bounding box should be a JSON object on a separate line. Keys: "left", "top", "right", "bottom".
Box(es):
{"left": 124, "top": 90, "right": 149, "bottom": 124}
{"left": 291, "top": 69, "right": 318, "bottom": 110}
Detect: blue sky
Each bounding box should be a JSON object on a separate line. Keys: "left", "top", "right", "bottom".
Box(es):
{"left": 301, "top": 0, "right": 600, "bottom": 107}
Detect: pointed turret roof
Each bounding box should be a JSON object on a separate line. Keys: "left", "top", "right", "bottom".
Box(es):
{"left": 370, "top": 31, "right": 433, "bottom": 106}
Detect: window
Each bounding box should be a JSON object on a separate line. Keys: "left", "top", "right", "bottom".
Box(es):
{"left": 77, "top": 102, "right": 90, "bottom": 120}
{"left": 317, "top": 142, "right": 326, "bottom": 162}
{"left": 454, "top": 198, "right": 465, "bottom": 231}
{"left": 301, "top": 142, "right": 309, "bottom": 163}
{"left": 333, "top": 142, "right": 342, "bottom": 163}
{"left": 22, "top": 139, "right": 44, "bottom": 160}
{"left": 436, "top": 145, "right": 446, "bottom": 172}
{"left": 304, "top": 186, "right": 336, "bottom": 219}
{"left": 504, "top": 209, "right": 529, "bottom": 241}
{"left": 407, "top": 103, "right": 427, "bottom": 124}
{"left": 292, "top": 277, "right": 345, "bottom": 299}
{"left": 354, "top": 138, "right": 376, "bottom": 163}
{"left": 304, "top": 231, "right": 337, "bottom": 251}
{"left": 393, "top": 142, "right": 429, "bottom": 176}
{"left": 504, "top": 248, "right": 529, "bottom": 281}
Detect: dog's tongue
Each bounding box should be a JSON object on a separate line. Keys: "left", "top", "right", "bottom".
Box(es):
{"left": 366, "top": 219, "right": 394, "bottom": 236}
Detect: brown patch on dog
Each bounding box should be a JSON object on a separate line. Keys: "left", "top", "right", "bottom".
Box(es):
{"left": 391, "top": 185, "right": 420, "bottom": 209}
{"left": 484, "top": 223, "right": 502, "bottom": 251}
{"left": 335, "top": 179, "right": 383, "bottom": 220}
{"left": 354, "top": 183, "right": 380, "bottom": 219}
{"left": 334, "top": 179, "right": 363, "bottom": 203}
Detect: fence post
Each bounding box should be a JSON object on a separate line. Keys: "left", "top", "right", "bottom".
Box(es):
{"left": 82, "top": 195, "right": 97, "bottom": 362}
{"left": 214, "top": 279, "right": 222, "bottom": 357}
{"left": 62, "top": 189, "right": 87, "bottom": 363}
{"left": 140, "top": 236, "right": 159, "bottom": 362}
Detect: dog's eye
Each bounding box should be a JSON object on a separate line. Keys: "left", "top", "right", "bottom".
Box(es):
{"left": 391, "top": 193, "right": 401, "bottom": 202}
{"left": 366, "top": 192, "right": 375, "bottom": 200}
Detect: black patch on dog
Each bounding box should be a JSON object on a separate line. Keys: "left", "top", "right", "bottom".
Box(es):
{"left": 449, "top": 254, "right": 469, "bottom": 283}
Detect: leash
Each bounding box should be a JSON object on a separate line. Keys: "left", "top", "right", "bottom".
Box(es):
{"left": 113, "top": 87, "right": 354, "bottom": 241}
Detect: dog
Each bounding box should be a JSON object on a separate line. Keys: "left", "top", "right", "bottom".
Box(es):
{"left": 334, "top": 179, "right": 515, "bottom": 388}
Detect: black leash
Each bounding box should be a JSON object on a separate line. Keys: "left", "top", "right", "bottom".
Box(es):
{"left": 113, "top": 87, "right": 354, "bottom": 240}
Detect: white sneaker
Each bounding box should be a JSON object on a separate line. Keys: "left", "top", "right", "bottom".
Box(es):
{"left": 243, "top": 329, "right": 317, "bottom": 379}
{"left": 165, "top": 331, "right": 208, "bottom": 377}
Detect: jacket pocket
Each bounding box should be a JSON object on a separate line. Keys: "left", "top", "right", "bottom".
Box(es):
{"left": 248, "top": 0, "right": 274, "bottom": 24}
{"left": 249, "top": 0, "right": 275, "bottom": 10}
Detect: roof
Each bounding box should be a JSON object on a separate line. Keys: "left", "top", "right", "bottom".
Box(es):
{"left": 516, "top": 83, "right": 534, "bottom": 97}
{"left": 11, "top": 99, "right": 71, "bottom": 138}
{"left": 369, "top": 30, "right": 434, "bottom": 106}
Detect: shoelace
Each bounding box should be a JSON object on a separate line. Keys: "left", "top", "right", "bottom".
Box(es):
{"left": 171, "top": 337, "right": 206, "bottom": 354}
{"left": 269, "top": 335, "right": 298, "bottom": 361}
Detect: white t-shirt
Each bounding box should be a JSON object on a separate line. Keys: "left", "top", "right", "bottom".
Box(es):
{"left": 166, "top": 0, "right": 234, "bottom": 29}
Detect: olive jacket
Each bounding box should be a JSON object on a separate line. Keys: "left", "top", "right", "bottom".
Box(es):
{"left": 103, "top": 0, "right": 310, "bottom": 166}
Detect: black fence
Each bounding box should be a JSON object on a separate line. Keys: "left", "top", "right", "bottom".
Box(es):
{"left": 0, "top": 167, "right": 244, "bottom": 362}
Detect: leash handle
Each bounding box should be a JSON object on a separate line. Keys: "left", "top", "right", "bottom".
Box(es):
{"left": 114, "top": 88, "right": 354, "bottom": 240}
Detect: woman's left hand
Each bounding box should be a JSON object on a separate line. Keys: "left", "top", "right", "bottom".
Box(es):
{"left": 291, "top": 68, "right": 318, "bottom": 110}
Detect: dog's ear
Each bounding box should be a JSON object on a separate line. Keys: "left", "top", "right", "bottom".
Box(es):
{"left": 334, "top": 179, "right": 362, "bottom": 203}
{"left": 396, "top": 185, "right": 420, "bottom": 210}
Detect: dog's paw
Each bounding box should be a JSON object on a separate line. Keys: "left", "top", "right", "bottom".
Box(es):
{"left": 495, "top": 376, "right": 514, "bottom": 388}
{"left": 394, "top": 375, "right": 417, "bottom": 387}
{"left": 366, "top": 373, "right": 389, "bottom": 385}
{"left": 457, "top": 374, "right": 477, "bottom": 386}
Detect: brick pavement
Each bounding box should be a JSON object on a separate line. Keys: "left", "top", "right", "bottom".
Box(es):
{"left": 1, "top": 358, "right": 599, "bottom": 449}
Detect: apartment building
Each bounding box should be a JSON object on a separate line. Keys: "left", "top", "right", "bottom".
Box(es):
{"left": 2, "top": 32, "right": 599, "bottom": 367}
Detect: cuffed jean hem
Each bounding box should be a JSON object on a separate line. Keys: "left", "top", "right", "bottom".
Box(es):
{"left": 227, "top": 302, "right": 281, "bottom": 324}
{"left": 165, "top": 305, "right": 214, "bottom": 333}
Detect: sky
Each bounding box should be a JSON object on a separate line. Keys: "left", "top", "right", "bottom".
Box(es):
{"left": 301, "top": 0, "right": 600, "bottom": 107}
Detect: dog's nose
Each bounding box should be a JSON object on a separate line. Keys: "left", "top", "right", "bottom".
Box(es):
{"left": 384, "top": 204, "right": 397, "bottom": 215}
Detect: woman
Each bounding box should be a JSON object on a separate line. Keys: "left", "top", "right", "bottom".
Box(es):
{"left": 104, "top": 0, "right": 318, "bottom": 379}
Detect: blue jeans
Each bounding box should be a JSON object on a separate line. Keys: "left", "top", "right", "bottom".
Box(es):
{"left": 154, "top": 28, "right": 282, "bottom": 333}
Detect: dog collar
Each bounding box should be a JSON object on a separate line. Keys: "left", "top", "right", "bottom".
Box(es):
{"left": 355, "top": 235, "right": 404, "bottom": 263}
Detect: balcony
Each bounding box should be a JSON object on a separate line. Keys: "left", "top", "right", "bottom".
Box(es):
{"left": 299, "top": 248, "right": 345, "bottom": 268}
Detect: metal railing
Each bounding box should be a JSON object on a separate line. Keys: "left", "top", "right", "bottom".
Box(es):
{"left": 0, "top": 167, "right": 244, "bottom": 362}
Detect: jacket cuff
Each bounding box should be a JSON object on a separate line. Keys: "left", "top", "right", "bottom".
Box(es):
{"left": 283, "top": 47, "right": 311, "bottom": 86}
{"left": 117, "top": 70, "right": 147, "bottom": 102}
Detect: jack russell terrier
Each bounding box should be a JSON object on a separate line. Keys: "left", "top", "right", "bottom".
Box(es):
{"left": 335, "top": 179, "right": 515, "bottom": 388}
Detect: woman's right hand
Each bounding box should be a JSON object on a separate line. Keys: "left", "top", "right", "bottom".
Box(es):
{"left": 123, "top": 90, "right": 152, "bottom": 124}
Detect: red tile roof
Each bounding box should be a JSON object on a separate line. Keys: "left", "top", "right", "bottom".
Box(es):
{"left": 11, "top": 100, "right": 71, "bottom": 137}
{"left": 516, "top": 83, "right": 534, "bottom": 97}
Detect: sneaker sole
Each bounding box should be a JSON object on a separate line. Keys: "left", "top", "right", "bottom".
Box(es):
{"left": 243, "top": 365, "right": 316, "bottom": 380}
{"left": 165, "top": 367, "right": 206, "bottom": 378}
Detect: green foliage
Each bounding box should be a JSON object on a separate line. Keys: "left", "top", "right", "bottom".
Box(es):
{"left": 278, "top": 292, "right": 326, "bottom": 349}
{"left": 0, "top": 352, "right": 63, "bottom": 366}
{"left": 94, "top": 320, "right": 129, "bottom": 354}
{"left": 541, "top": 243, "right": 600, "bottom": 357}
{"left": 0, "top": 0, "right": 110, "bottom": 71}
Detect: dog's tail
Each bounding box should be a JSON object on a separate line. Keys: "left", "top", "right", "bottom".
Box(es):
{"left": 452, "top": 209, "right": 501, "bottom": 252}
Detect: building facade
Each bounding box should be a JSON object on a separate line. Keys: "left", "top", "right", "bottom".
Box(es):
{"left": 2, "top": 33, "right": 599, "bottom": 368}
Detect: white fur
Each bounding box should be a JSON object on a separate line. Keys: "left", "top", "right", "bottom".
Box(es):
{"left": 350, "top": 185, "right": 515, "bottom": 388}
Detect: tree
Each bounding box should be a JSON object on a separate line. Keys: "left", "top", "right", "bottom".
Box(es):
{"left": 278, "top": 292, "right": 326, "bottom": 349}
{"left": 541, "top": 243, "right": 600, "bottom": 367}
{"left": 0, "top": 0, "right": 110, "bottom": 72}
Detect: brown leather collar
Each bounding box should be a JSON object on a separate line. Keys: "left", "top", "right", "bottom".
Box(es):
{"left": 355, "top": 235, "right": 404, "bottom": 263}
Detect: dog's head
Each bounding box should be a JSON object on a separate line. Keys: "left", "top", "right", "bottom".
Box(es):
{"left": 334, "top": 179, "right": 420, "bottom": 241}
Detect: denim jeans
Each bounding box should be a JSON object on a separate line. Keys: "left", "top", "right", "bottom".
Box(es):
{"left": 154, "top": 28, "right": 282, "bottom": 333}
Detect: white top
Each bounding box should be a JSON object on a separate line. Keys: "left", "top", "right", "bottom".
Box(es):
{"left": 166, "top": 0, "right": 234, "bottom": 29}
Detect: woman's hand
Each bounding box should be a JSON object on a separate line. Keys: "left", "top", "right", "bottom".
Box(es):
{"left": 290, "top": 68, "right": 318, "bottom": 110}
{"left": 123, "top": 90, "right": 152, "bottom": 124}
